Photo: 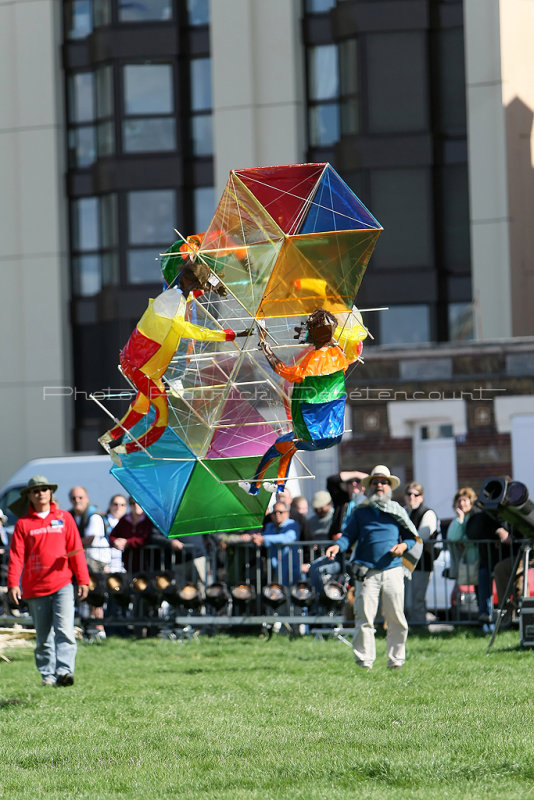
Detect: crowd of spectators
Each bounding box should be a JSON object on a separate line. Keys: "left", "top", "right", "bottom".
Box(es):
{"left": 2, "top": 467, "right": 531, "bottom": 644}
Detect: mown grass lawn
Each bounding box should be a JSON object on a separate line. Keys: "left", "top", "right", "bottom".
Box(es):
{"left": 0, "top": 627, "right": 533, "bottom": 800}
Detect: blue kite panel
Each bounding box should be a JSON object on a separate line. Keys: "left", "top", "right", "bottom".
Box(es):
{"left": 301, "top": 164, "right": 381, "bottom": 234}
{"left": 111, "top": 420, "right": 196, "bottom": 535}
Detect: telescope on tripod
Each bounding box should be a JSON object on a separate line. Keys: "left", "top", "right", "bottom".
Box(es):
{"left": 476, "top": 477, "right": 534, "bottom": 649}
{"left": 477, "top": 478, "right": 534, "bottom": 538}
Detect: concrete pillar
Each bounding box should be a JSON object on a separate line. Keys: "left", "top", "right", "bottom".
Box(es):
{"left": 0, "top": 0, "right": 71, "bottom": 485}
{"left": 210, "top": 0, "right": 306, "bottom": 197}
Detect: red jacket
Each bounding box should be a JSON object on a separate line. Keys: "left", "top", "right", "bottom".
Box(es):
{"left": 7, "top": 502, "right": 90, "bottom": 598}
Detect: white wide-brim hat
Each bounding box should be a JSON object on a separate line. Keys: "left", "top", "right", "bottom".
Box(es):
{"left": 362, "top": 465, "right": 401, "bottom": 492}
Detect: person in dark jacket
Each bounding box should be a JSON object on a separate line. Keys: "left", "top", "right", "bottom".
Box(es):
{"left": 326, "top": 470, "right": 368, "bottom": 537}
{"left": 403, "top": 482, "right": 439, "bottom": 626}
{"left": 465, "top": 507, "right": 509, "bottom": 625}
{"left": 109, "top": 498, "right": 153, "bottom": 574}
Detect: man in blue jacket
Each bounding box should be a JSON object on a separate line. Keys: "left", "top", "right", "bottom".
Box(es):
{"left": 252, "top": 501, "right": 301, "bottom": 587}
{"left": 326, "top": 465, "right": 419, "bottom": 670}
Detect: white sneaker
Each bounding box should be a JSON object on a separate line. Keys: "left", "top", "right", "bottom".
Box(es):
{"left": 238, "top": 481, "right": 260, "bottom": 496}
{"left": 42, "top": 676, "right": 56, "bottom": 686}
{"left": 262, "top": 482, "right": 278, "bottom": 493}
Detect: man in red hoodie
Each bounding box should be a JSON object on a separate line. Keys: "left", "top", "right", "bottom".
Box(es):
{"left": 8, "top": 476, "right": 89, "bottom": 687}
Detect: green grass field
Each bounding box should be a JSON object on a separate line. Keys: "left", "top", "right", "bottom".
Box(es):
{"left": 1, "top": 628, "right": 533, "bottom": 800}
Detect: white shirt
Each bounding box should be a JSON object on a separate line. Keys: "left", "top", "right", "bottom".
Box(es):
{"left": 75, "top": 511, "right": 110, "bottom": 565}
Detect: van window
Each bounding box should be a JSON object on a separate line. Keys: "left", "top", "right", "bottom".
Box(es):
{"left": 0, "top": 487, "right": 25, "bottom": 529}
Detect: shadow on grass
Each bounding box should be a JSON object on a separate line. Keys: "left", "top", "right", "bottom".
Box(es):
{"left": 0, "top": 697, "right": 24, "bottom": 709}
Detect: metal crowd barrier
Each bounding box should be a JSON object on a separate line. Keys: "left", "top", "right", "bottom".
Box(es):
{"left": 1, "top": 538, "right": 528, "bottom": 634}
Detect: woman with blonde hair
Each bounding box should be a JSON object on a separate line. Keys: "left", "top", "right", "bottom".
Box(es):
{"left": 446, "top": 486, "right": 509, "bottom": 627}
{"left": 445, "top": 487, "right": 479, "bottom": 585}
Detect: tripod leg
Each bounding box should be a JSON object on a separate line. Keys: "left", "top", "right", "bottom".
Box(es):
{"left": 487, "top": 547, "right": 524, "bottom": 652}
{"left": 520, "top": 545, "right": 531, "bottom": 600}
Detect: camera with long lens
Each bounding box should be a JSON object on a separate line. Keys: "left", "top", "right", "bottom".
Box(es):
{"left": 478, "top": 477, "right": 534, "bottom": 648}
{"left": 477, "top": 477, "right": 534, "bottom": 538}
{"left": 349, "top": 563, "right": 370, "bottom": 582}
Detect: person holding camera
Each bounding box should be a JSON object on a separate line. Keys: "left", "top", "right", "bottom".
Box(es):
{"left": 326, "top": 465, "right": 419, "bottom": 670}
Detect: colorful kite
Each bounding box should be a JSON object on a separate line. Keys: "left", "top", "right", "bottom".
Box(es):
{"left": 95, "top": 162, "right": 382, "bottom": 536}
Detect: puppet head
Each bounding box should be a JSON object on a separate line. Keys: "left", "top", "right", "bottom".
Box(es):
{"left": 305, "top": 308, "right": 338, "bottom": 347}
{"left": 161, "top": 236, "right": 226, "bottom": 296}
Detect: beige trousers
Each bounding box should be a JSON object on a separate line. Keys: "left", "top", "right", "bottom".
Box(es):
{"left": 352, "top": 566, "right": 408, "bottom": 668}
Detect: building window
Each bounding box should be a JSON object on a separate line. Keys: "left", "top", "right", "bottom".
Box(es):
{"left": 71, "top": 196, "right": 100, "bottom": 296}
{"left": 65, "top": 0, "right": 93, "bottom": 40}
{"left": 439, "top": 163, "right": 470, "bottom": 272}
{"left": 122, "top": 64, "right": 176, "bottom": 153}
{"left": 93, "top": 0, "right": 111, "bottom": 26}
{"left": 307, "top": 45, "right": 339, "bottom": 147}
{"left": 187, "top": 0, "right": 210, "bottom": 25}
{"left": 194, "top": 186, "right": 215, "bottom": 231}
{"left": 127, "top": 190, "right": 176, "bottom": 284}
{"left": 379, "top": 305, "right": 431, "bottom": 345}
{"left": 435, "top": 27, "right": 467, "bottom": 136}
{"left": 370, "top": 169, "right": 433, "bottom": 269}
{"left": 119, "top": 0, "right": 173, "bottom": 22}
{"left": 367, "top": 32, "right": 428, "bottom": 134}
{"left": 305, "top": 0, "right": 336, "bottom": 12}
{"left": 123, "top": 63, "right": 174, "bottom": 114}
{"left": 95, "top": 66, "right": 115, "bottom": 157}
{"left": 67, "top": 66, "right": 118, "bottom": 166}
{"left": 71, "top": 194, "right": 118, "bottom": 296}
{"left": 307, "top": 37, "right": 359, "bottom": 146}
{"left": 448, "top": 303, "right": 474, "bottom": 341}
{"left": 67, "top": 72, "right": 96, "bottom": 168}
{"left": 339, "top": 39, "right": 359, "bottom": 137}
{"left": 190, "top": 58, "right": 213, "bottom": 156}
{"left": 420, "top": 424, "right": 454, "bottom": 440}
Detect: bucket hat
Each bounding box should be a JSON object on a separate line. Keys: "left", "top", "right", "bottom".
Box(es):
{"left": 9, "top": 475, "right": 57, "bottom": 518}
{"left": 361, "top": 465, "right": 400, "bottom": 492}
{"left": 20, "top": 475, "right": 58, "bottom": 495}
{"left": 311, "top": 490, "right": 332, "bottom": 509}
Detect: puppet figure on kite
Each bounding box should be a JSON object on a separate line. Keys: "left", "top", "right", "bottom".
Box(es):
{"left": 98, "top": 245, "right": 248, "bottom": 460}
{"left": 95, "top": 162, "right": 382, "bottom": 537}
{"left": 240, "top": 308, "right": 365, "bottom": 495}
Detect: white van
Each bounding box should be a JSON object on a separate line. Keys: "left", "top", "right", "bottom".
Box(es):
{"left": 0, "top": 455, "right": 124, "bottom": 531}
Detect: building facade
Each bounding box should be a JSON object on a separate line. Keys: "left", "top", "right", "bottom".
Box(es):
{"left": 1, "top": 0, "right": 533, "bottom": 509}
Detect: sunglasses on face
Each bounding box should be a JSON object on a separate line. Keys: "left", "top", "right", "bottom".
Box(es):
{"left": 406, "top": 491, "right": 421, "bottom": 497}
{"left": 371, "top": 478, "right": 389, "bottom": 486}
{"left": 31, "top": 487, "right": 50, "bottom": 495}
